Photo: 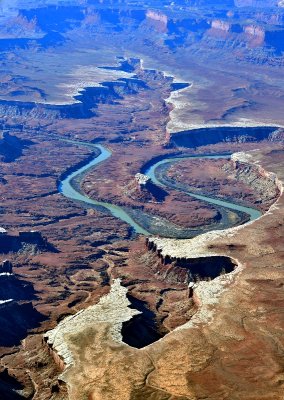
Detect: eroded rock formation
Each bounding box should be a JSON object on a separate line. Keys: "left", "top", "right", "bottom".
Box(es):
{"left": 44, "top": 279, "right": 140, "bottom": 380}
{"left": 0, "top": 1, "right": 283, "bottom": 398}
{"left": 0, "top": 229, "right": 54, "bottom": 254}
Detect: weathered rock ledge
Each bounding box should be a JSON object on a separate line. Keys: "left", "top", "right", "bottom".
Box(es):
{"left": 229, "top": 151, "right": 281, "bottom": 208}
{"left": 44, "top": 279, "right": 140, "bottom": 382}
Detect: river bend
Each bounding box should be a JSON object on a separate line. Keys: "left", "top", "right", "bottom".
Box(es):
{"left": 59, "top": 143, "right": 261, "bottom": 237}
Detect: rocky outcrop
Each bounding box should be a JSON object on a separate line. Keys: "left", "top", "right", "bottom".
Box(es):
{"left": 146, "top": 10, "right": 168, "bottom": 25}
{"left": 170, "top": 126, "right": 278, "bottom": 148}
{"left": 244, "top": 25, "right": 265, "bottom": 39}
{"left": 135, "top": 172, "right": 150, "bottom": 186}
{"left": 211, "top": 20, "right": 231, "bottom": 32}
{"left": 146, "top": 230, "right": 242, "bottom": 324}
{"left": 1, "top": 13, "right": 42, "bottom": 38}
{"left": 130, "top": 173, "right": 168, "bottom": 203}
{"left": 18, "top": 230, "right": 47, "bottom": 245}
{"left": 146, "top": 10, "right": 168, "bottom": 32}
{"left": 146, "top": 238, "right": 237, "bottom": 282}
{"left": 44, "top": 279, "right": 140, "bottom": 376}
{"left": 269, "top": 128, "right": 284, "bottom": 141}
{"left": 0, "top": 77, "right": 147, "bottom": 121}
{"left": 0, "top": 230, "right": 55, "bottom": 254}
{"left": 244, "top": 24, "right": 265, "bottom": 46}
{"left": 225, "top": 151, "right": 281, "bottom": 207}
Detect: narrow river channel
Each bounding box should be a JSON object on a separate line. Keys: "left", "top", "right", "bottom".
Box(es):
{"left": 59, "top": 142, "right": 261, "bottom": 237}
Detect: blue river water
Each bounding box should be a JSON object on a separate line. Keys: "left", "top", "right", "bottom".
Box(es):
{"left": 146, "top": 156, "right": 261, "bottom": 221}
{"left": 59, "top": 143, "right": 261, "bottom": 236}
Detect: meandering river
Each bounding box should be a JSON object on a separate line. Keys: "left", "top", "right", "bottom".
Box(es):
{"left": 58, "top": 141, "right": 261, "bottom": 237}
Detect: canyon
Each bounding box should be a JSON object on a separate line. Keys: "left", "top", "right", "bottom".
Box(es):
{"left": 0, "top": 1, "right": 283, "bottom": 399}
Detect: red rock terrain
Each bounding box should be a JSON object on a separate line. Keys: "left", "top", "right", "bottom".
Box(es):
{"left": 0, "top": 51, "right": 282, "bottom": 400}
{"left": 0, "top": 1, "right": 283, "bottom": 399}
{"left": 0, "top": 61, "right": 282, "bottom": 400}
{"left": 27, "top": 145, "right": 283, "bottom": 400}
{"left": 166, "top": 156, "right": 280, "bottom": 212}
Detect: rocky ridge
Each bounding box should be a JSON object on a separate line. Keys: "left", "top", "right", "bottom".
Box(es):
{"left": 226, "top": 151, "right": 280, "bottom": 206}
{"left": 44, "top": 279, "right": 140, "bottom": 380}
